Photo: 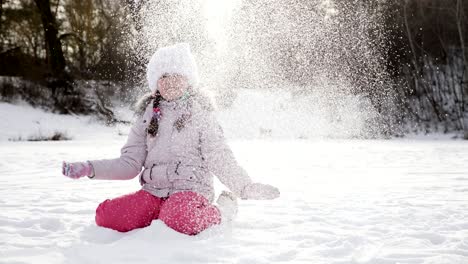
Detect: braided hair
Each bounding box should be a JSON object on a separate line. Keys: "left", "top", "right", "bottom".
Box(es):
{"left": 147, "top": 91, "right": 164, "bottom": 137}
{"left": 147, "top": 90, "right": 193, "bottom": 137}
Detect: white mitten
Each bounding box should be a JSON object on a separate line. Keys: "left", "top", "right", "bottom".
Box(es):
{"left": 216, "top": 191, "right": 238, "bottom": 222}
{"left": 241, "top": 183, "right": 280, "bottom": 200}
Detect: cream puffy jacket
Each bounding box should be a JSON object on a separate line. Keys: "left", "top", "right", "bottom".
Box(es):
{"left": 89, "top": 94, "right": 252, "bottom": 202}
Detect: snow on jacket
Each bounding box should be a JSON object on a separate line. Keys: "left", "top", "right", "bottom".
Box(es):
{"left": 88, "top": 93, "right": 252, "bottom": 202}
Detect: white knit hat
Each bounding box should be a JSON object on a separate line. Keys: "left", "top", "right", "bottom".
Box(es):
{"left": 146, "top": 43, "right": 200, "bottom": 93}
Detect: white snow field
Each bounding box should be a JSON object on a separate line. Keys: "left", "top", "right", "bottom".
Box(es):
{"left": 1, "top": 99, "right": 468, "bottom": 264}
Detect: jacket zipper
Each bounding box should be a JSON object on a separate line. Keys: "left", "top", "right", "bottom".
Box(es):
{"left": 174, "top": 161, "right": 181, "bottom": 175}
{"left": 198, "top": 132, "right": 205, "bottom": 161}
{"left": 149, "top": 163, "right": 156, "bottom": 180}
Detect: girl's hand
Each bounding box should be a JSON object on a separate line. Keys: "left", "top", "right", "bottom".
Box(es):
{"left": 62, "top": 161, "right": 93, "bottom": 179}
{"left": 241, "top": 183, "right": 280, "bottom": 200}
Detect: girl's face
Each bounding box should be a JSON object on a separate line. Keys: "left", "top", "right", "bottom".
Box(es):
{"left": 157, "top": 74, "right": 189, "bottom": 101}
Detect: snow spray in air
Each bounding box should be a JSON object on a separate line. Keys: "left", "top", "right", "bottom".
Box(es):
{"left": 132, "top": 0, "right": 398, "bottom": 139}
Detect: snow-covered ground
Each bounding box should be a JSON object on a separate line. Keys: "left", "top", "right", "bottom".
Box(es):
{"left": 1, "top": 99, "right": 468, "bottom": 264}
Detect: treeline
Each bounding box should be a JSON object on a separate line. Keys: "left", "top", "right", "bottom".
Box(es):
{"left": 0, "top": 0, "right": 145, "bottom": 120}
{"left": 0, "top": 0, "right": 205, "bottom": 118}
{"left": 1, "top": 0, "right": 138, "bottom": 81}
{"left": 387, "top": 0, "right": 467, "bottom": 135}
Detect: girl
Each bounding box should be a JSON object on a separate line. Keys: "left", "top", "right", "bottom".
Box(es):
{"left": 62, "top": 43, "right": 280, "bottom": 235}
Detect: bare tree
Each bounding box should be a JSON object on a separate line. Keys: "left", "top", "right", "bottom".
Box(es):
{"left": 33, "top": 0, "right": 97, "bottom": 115}
{"left": 1, "top": 0, "right": 4, "bottom": 38}
{"left": 455, "top": 0, "right": 468, "bottom": 138}
{"left": 33, "top": 0, "right": 67, "bottom": 80}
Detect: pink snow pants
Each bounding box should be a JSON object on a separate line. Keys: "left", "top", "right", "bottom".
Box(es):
{"left": 95, "top": 190, "right": 221, "bottom": 235}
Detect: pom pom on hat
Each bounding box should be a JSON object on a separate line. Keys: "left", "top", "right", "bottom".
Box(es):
{"left": 146, "top": 43, "right": 200, "bottom": 93}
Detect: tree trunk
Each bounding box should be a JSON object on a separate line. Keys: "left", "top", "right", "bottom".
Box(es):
{"left": 34, "top": 0, "right": 67, "bottom": 79}
{"left": 463, "top": 64, "right": 468, "bottom": 139}
{"left": 1, "top": 0, "right": 4, "bottom": 50}
{"left": 33, "top": 0, "right": 91, "bottom": 114}
{"left": 455, "top": 0, "right": 468, "bottom": 139}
